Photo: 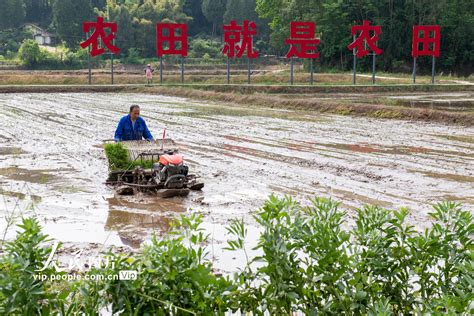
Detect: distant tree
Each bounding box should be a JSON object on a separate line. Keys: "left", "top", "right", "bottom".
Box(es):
{"left": 201, "top": 0, "right": 226, "bottom": 36}
{"left": 52, "top": 0, "right": 93, "bottom": 49}
{"left": 184, "top": 0, "right": 211, "bottom": 35}
{"left": 0, "top": 0, "right": 26, "bottom": 30}
{"left": 108, "top": 3, "right": 134, "bottom": 57}
{"left": 18, "top": 39, "right": 42, "bottom": 67}
{"left": 24, "top": 0, "right": 52, "bottom": 26}
{"left": 224, "top": 0, "right": 260, "bottom": 24}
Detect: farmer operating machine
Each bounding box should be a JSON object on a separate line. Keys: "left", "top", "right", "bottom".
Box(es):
{"left": 105, "top": 139, "right": 204, "bottom": 198}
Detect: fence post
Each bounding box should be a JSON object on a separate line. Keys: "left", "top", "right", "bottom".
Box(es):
{"left": 111, "top": 53, "right": 114, "bottom": 85}
{"left": 412, "top": 57, "right": 417, "bottom": 83}
{"left": 227, "top": 58, "right": 230, "bottom": 84}
{"left": 181, "top": 56, "right": 184, "bottom": 84}
{"left": 247, "top": 57, "right": 251, "bottom": 84}
{"left": 160, "top": 57, "right": 163, "bottom": 85}
{"left": 352, "top": 34, "right": 356, "bottom": 85}
{"left": 290, "top": 57, "right": 294, "bottom": 85}
{"left": 87, "top": 31, "right": 91, "bottom": 85}
{"left": 431, "top": 55, "right": 435, "bottom": 84}
{"left": 372, "top": 53, "right": 376, "bottom": 84}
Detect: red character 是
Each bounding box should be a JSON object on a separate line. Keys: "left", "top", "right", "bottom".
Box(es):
{"left": 285, "top": 22, "right": 320, "bottom": 58}
{"left": 156, "top": 23, "right": 188, "bottom": 57}
{"left": 412, "top": 25, "right": 441, "bottom": 57}
{"left": 347, "top": 20, "right": 382, "bottom": 58}
{"left": 222, "top": 20, "right": 258, "bottom": 58}
{"left": 80, "top": 16, "right": 120, "bottom": 56}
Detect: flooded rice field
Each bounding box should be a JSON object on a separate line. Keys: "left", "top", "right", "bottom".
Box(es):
{"left": 0, "top": 93, "right": 473, "bottom": 269}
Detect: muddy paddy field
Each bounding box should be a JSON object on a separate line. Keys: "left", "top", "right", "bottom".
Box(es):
{"left": 0, "top": 92, "right": 473, "bottom": 270}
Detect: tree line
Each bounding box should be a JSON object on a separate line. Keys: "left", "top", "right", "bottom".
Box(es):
{"left": 0, "top": 0, "right": 472, "bottom": 75}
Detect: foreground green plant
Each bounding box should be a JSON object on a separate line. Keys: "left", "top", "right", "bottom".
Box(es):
{"left": 0, "top": 197, "right": 472, "bottom": 314}
{"left": 0, "top": 217, "right": 69, "bottom": 314}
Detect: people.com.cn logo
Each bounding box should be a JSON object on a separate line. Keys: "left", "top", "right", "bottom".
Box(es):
{"left": 118, "top": 270, "right": 138, "bottom": 280}
{"left": 34, "top": 241, "right": 138, "bottom": 280}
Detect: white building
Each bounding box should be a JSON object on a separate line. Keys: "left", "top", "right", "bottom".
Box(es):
{"left": 22, "top": 23, "right": 56, "bottom": 46}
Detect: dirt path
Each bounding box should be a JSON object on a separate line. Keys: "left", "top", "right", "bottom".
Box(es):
{"left": 1, "top": 93, "right": 473, "bottom": 268}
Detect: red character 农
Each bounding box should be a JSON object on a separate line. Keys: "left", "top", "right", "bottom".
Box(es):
{"left": 80, "top": 16, "right": 120, "bottom": 56}
{"left": 347, "top": 20, "right": 382, "bottom": 58}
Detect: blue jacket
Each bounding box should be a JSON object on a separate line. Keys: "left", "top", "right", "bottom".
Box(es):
{"left": 114, "top": 114, "right": 154, "bottom": 142}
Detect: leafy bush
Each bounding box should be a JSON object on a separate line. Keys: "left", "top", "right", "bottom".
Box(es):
{"left": 0, "top": 197, "right": 472, "bottom": 314}
{"left": 0, "top": 217, "right": 68, "bottom": 314}
{"left": 189, "top": 38, "right": 221, "bottom": 58}
{"left": 18, "top": 39, "right": 42, "bottom": 67}
{"left": 74, "top": 214, "right": 235, "bottom": 314}
{"left": 123, "top": 48, "right": 141, "bottom": 64}
{"left": 0, "top": 28, "right": 31, "bottom": 56}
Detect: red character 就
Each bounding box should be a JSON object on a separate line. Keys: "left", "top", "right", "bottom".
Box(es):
{"left": 222, "top": 20, "right": 258, "bottom": 58}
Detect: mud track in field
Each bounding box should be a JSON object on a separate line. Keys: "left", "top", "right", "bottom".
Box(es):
{"left": 0, "top": 93, "right": 473, "bottom": 269}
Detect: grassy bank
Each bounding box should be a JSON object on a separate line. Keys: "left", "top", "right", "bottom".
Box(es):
{"left": 0, "top": 196, "right": 472, "bottom": 314}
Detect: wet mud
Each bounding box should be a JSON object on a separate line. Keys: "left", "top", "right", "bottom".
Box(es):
{"left": 0, "top": 93, "right": 473, "bottom": 269}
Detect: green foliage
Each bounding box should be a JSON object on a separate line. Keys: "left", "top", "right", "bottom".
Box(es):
{"left": 0, "top": 28, "right": 31, "bottom": 56}
{"left": 18, "top": 39, "right": 42, "bottom": 67}
{"left": 189, "top": 38, "right": 221, "bottom": 58}
{"left": 52, "top": 0, "right": 93, "bottom": 49}
{"left": 0, "top": 217, "right": 68, "bottom": 314}
{"left": 0, "top": 0, "right": 26, "bottom": 30}
{"left": 17, "top": 40, "right": 87, "bottom": 69}
{"left": 1, "top": 197, "right": 472, "bottom": 314}
{"left": 124, "top": 48, "right": 141, "bottom": 64}
{"left": 104, "top": 142, "right": 130, "bottom": 170}
{"left": 104, "top": 142, "right": 154, "bottom": 170}
{"left": 201, "top": 0, "right": 227, "bottom": 36}
{"left": 0, "top": 0, "right": 472, "bottom": 74}
{"left": 105, "top": 0, "right": 193, "bottom": 58}
{"left": 256, "top": 0, "right": 474, "bottom": 75}
{"left": 73, "top": 213, "right": 235, "bottom": 314}
{"left": 223, "top": 195, "right": 474, "bottom": 314}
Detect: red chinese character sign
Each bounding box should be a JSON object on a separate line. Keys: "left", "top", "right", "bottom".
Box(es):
{"left": 80, "top": 16, "right": 120, "bottom": 57}
{"left": 412, "top": 25, "right": 440, "bottom": 57}
{"left": 222, "top": 20, "right": 258, "bottom": 59}
{"left": 347, "top": 20, "right": 382, "bottom": 58}
{"left": 285, "top": 22, "right": 320, "bottom": 59}
{"left": 222, "top": 20, "right": 258, "bottom": 84}
{"left": 156, "top": 23, "right": 188, "bottom": 57}
{"left": 347, "top": 20, "right": 382, "bottom": 84}
{"left": 156, "top": 23, "right": 188, "bottom": 84}
{"left": 80, "top": 16, "right": 120, "bottom": 85}
{"left": 285, "top": 21, "right": 320, "bottom": 84}
{"left": 411, "top": 25, "right": 441, "bottom": 83}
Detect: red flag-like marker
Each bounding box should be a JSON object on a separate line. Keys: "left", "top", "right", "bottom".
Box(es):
{"left": 161, "top": 128, "right": 166, "bottom": 150}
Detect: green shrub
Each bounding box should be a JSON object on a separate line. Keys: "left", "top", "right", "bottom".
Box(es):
{"left": 1, "top": 197, "right": 472, "bottom": 314}
{"left": 18, "top": 39, "right": 42, "bottom": 67}
{"left": 124, "top": 48, "right": 141, "bottom": 64}
{"left": 0, "top": 217, "right": 69, "bottom": 314}
{"left": 189, "top": 38, "right": 221, "bottom": 58}
{"left": 74, "top": 213, "right": 234, "bottom": 314}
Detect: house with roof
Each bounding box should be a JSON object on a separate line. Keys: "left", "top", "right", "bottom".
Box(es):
{"left": 22, "top": 23, "right": 56, "bottom": 46}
